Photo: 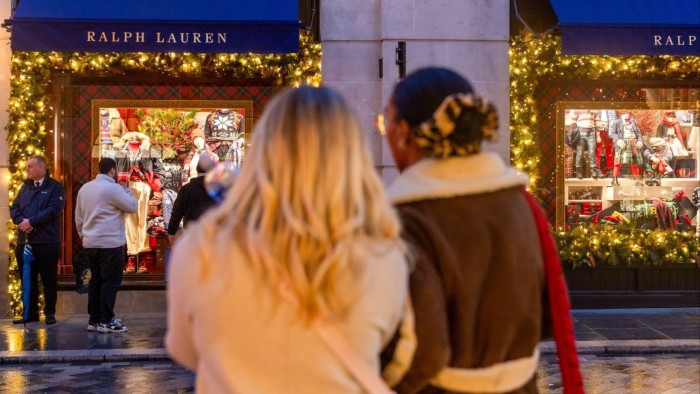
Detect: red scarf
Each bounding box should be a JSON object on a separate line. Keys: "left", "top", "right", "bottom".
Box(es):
{"left": 662, "top": 116, "right": 677, "bottom": 127}
{"left": 521, "top": 189, "right": 584, "bottom": 394}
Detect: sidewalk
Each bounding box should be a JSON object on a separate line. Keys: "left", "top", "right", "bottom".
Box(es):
{"left": 0, "top": 308, "right": 698, "bottom": 364}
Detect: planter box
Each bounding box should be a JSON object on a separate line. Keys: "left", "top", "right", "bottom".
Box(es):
{"left": 564, "top": 264, "right": 700, "bottom": 308}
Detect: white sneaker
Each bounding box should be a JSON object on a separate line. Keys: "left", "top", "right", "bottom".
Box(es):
{"left": 97, "top": 318, "right": 128, "bottom": 333}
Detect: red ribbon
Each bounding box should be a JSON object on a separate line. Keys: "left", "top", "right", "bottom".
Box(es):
{"left": 674, "top": 191, "right": 685, "bottom": 200}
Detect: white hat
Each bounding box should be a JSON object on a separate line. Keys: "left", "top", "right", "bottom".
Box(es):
{"left": 649, "top": 137, "right": 664, "bottom": 147}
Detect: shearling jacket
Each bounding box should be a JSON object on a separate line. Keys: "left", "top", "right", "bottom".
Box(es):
{"left": 385, "top": 152, "right": 550, "bottom": 394}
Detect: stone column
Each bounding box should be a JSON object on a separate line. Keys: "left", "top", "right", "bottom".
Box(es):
{"left": 322, "top": 0, "right": 511, "bottom": 184}
{"left": 0, "top": 0, "right": 12, "bottom": 316}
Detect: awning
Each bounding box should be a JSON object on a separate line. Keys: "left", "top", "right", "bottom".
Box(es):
{"left": 6, "top": 0, "right": 299, "bottom": 53}
{"left": 550, "top": 0, "right": 700, "bottom": 56}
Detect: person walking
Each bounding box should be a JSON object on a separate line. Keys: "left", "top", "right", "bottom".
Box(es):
{"left": 75, "top": 158, "right": 138, "bottom": 333}
{"left": 381, "top": 67, "right": 583, "bottom": 393}
{"left": 166, "top": 159, "right": 216, "bottom": 244}
{"left": 10, "top": 155, "right": 65, "bottom": 325}
{"left": 166, "top": 86, "right": 408, "bottom": 393}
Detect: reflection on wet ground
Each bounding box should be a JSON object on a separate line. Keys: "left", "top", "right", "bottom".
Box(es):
{"left": 0, "top": 309, "right": 697, "bottom": 392}
{"left": 0, "top": 313, "right": 165, "bottom": 352}
{"left": 538, "top": 354, "right": 700, "bottom": 394}
{"left": 0, "top": 354, "right": 697, "bottom": 393}
{"left": 0, "top": 361, "right": 193, "bottom": 393}
{"left": 1, "top": 309, "right": 697, "bottom": 353}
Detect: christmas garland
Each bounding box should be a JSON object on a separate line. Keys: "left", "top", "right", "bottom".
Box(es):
{"left": 555, "top": 224, "right": 700, "bottom": 268}
{"left": 510, "top": 32, "right": 700, "bottom": 268}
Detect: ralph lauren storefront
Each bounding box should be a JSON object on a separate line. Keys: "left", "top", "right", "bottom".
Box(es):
{"left": 3, "top": 0, "right": 320, "bottom": 315}
{"left": 511, "top": 0, "right": 700, "bottom": 307}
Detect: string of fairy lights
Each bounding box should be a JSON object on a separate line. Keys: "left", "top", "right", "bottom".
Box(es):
{"left": 510, "top": 32, "right": 700, "bottom": 267}
{"left": 5, "top": 31, "right": 699, "bottom": 312}
{"left": 6, "top": 34, "right": 321, "bottom": 316}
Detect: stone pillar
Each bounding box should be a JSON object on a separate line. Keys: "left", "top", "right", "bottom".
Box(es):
{"left": 322, "top": 0, "right": 511, "bottom": 185}
{"left": 0, "top": 0, "right": 12, "bottom": 316}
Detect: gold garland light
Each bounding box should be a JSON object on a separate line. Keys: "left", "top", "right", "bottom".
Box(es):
{"left": 509, "top": 32, "right": 700, "bottom": 268}
{"left": 6, "top": 34, "right": 321, "bottom": 315}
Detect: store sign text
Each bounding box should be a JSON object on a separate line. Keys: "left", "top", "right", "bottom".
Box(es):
{"left": 653, "top": 35, "right": 696, "bottom": 46}
{"left": 86, "top": 31, "right": 227, "bottom": 44}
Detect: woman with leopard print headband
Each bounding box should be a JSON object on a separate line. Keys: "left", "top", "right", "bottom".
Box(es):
{"left": 382, "top": 67, "right": 583, "bottom": 394}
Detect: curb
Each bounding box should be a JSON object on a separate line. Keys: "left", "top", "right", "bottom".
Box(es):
{"left": 0, "top": 348, "right": 171, "bottom": 364}
{"left": 1, "top": 340, "right": 698, "bottom": 364}
{"left": 541, "top": 339, "right": 700, "bottom": 355}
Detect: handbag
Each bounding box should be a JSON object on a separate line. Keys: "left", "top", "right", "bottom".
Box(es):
{"left": 276, "top": 279, "right": 395, "bottom": 394}
{"left": 75, "top": 260, "right": 91, "bottom": 294}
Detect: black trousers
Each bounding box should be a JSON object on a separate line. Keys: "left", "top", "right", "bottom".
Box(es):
{"left": 86, "top": 246, "right": 126, "bottom": 324}
{"left": 15, "top": 242, "right": 60, "bottom": 317}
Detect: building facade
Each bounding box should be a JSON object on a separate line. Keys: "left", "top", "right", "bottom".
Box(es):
{"left": 0, "top": 0, "right": 511, "bottom": 315}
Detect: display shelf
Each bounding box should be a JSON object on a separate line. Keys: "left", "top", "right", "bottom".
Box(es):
{"left": 605, "top": 186, "right": 674, "bottom": 201}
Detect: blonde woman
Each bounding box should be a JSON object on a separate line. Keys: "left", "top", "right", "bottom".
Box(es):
{"left": 166, "top": 86, "right": 408, "bottom": 393}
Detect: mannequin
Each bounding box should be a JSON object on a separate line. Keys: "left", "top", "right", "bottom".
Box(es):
{"left": 643, "top": 138, "right": 674, "bottom": 186}
{"left": 115, "top": 132, "right": 164, "bottom": 273}
{"left": 610, "top": 114, "right": 643, "bottom": 186}
{"left": 656, "top": 111, "right": 688, "bottom": 158}
{"left": 203, "top": 108, "right": 245, "bottom": 165}
{"left": 595, "top": 110, "right": 615, "bottom": 177}
{"left": 571, "top": 110, "right": 604, "bottom": 179}
{"left": 93, "top": 108, "right": 128, "bottom": 159}
{"left": 109, "top": 108, "right": 129, "bottom": 142}
{"left": 688, "top": 111, "right": 699, "bottom": 157}
{"left": 182, "top": 128, "right": 218, "bottom": 185}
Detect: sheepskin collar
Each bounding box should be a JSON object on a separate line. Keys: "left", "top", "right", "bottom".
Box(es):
{"left": 386, "top": 152, "right": 529, "bottom": 205}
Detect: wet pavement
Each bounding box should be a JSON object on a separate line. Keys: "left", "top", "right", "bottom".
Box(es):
{"left": 0, "top": 354, "right": 697, "bottom": 393}
{"left": 0, "top": 308, "right": 697, "bottom": 392}
{"left": 538, "top": 353, "right": 700, "bottom": 393}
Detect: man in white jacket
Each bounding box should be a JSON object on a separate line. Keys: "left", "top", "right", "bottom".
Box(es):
{"left": 75, "top": 158, "right": 138, "bottom": 333}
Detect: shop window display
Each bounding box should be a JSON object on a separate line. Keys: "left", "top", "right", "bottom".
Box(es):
{"left": 91, "top": 100, "right": 252, "bottom": 275}
{"left": 557, "top": 102, "right": 699, "bottom": 232}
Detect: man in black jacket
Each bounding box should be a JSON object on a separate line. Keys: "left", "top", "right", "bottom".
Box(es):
{"left": 167, "top": 160, "right": 216, "bottom": 243}
{"left": 10, "top": 156, "right": 65, "bottom": 325}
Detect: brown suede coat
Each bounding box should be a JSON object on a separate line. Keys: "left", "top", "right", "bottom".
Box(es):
{"left": 385, "top": 153, "right": 550, "bottom": 394}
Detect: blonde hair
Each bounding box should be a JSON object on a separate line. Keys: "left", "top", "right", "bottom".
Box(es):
{"left": 199, "top": 86, "right": 402, "bottom": 320}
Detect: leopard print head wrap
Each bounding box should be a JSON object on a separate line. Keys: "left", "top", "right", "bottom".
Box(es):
{"left": 412, "top": 93, "right": 498, "bottom": 158}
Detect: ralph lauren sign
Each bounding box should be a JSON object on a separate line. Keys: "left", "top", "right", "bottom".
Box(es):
{"left": 6, "top": 0, "right": 299, "bottom": 54}
{"left": 550, "top": 0, "right": 700, "bottom": 56}
{"left": 10, "top": 23, "right": 297, "bottom": 53}
{"left": 86, "top": 31, "right": 229, "bottom": 45}
{"left": 562, "top": 26, "right": 700, "bottom": 56}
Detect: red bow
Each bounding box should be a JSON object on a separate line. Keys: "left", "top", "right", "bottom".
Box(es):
{"left": 674, "top": 191, "right": 685, "bottom": 200}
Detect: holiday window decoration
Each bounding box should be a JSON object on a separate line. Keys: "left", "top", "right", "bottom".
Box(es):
{"left": 509, "top": 32, "right": 700, "bottom": 268}
{"left": 6, "top": 33, "right": 321, "bottom": 315}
